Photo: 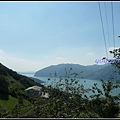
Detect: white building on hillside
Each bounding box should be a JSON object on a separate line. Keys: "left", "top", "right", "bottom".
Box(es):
{"left": 24, "top": 86, "right": 49, "bottom": 98}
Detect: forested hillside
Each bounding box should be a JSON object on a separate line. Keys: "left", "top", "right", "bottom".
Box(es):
{"left": 0, "top": 62, "right": 120, "bottom": 118}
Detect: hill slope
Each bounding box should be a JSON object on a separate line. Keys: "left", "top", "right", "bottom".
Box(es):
{"left": 0, "top": 63, "right": 43, "bottom": 99}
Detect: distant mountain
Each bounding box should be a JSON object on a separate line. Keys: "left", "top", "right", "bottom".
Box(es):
{"left": 34, "top": 63, "right": 120, "bottom": 80}
{"left": 28, "top": 77, "right": 45, "bottom": 84}
{"left": 86, "top": 65, "right": 120, "bottom": 80}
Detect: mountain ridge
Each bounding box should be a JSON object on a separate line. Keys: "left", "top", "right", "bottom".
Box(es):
{"left": 34, "top": 63, "right": 119, "bottom": 80}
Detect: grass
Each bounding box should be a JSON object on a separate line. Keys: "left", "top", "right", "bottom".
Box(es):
{"left": 18, "top": 100, "right": 35, "bottom": 117}
{"left": 0, "top": 95, "right": 18, "bottom": 112}
{"left": 0, "top": 94, "right": 33, "bottom": 116}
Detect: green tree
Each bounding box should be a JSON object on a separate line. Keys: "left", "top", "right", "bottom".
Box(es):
{"left": 0, "top": 75, "right": 9, "bottom": 100}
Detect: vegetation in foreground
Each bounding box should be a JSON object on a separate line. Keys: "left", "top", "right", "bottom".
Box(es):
{"left": 0, "top": 49, "right": 120, "bottom": 118}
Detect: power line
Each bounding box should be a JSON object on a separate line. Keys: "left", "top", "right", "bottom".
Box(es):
{"left": 104, "top": 1, "right": 112, "bottom": 74}
{"left": 104, "top": 2, "right": 110, "bottom": 53}
{"left": 98, "top": 2, "right": 117, "bottom": 96}
{"left": 111, "top": 1, "right": 115, "bottom": 49}
{"left": 111, "top": 1, "right": 117, "bottom": 95}
{"left": 98, "top": 1, "right": 111, "bottom": 79}
{"left": 98, "top": 1, "right": 108, "bottom": 59}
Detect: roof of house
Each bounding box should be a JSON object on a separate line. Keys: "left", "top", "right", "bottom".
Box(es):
{"left": 25, "top": 86, "right": 42, "bottom": 91}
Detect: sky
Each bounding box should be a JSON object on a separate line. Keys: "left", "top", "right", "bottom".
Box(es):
{"left": 0, "top": 1, "right": 120, "bottom": 72}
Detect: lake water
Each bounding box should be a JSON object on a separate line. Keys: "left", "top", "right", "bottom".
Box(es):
{"left": 19, "top": 72, "right": 120, "bottom": 101}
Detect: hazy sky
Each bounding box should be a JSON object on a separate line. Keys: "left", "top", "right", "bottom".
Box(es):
{"left": 0, "top": 1, "right": 120, "bottom": 72}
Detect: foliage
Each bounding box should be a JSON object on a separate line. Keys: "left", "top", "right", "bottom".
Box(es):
{"left": 109, "top": 48, "right": 120, "bottom": 74}
{"left": 0, "top": 105, "right": 8, "bottom": 118}
{"left": 0, "top": 48, "right": 120, "bottom": 118}
{"left": 0, "top": 75, "right": 9, "bottom": 100}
